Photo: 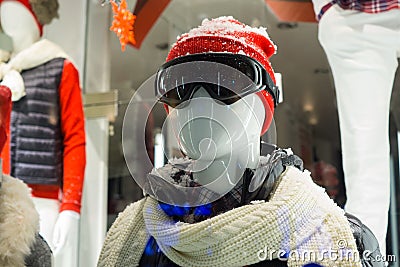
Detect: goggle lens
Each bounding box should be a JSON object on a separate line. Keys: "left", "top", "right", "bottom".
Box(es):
{"left": 155, "top": 53, "right": 277, "bottom": 108}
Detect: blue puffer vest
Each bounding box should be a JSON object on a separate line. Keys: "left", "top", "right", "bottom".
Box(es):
{"left": 10, "top": 58, "right": 65, "bottom": 185}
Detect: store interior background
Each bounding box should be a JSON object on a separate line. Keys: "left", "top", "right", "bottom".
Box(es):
{"left": 43, "top": 0, "right": 400, "bottom": 266}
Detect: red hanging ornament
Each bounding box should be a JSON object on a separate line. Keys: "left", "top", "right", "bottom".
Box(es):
{"left": 110, "top": 0, "right": 136, "bottom": 51}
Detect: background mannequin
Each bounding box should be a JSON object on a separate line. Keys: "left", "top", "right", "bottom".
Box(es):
{"left": 311, "top": 0, "right": 400, "bottom": 253}
{"left": 0, "top": 1, "right": 86, "bottom": 266}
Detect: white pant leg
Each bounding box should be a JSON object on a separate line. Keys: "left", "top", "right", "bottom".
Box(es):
{"left": 318, "top": 6, "right": 400, "bottom": 254}
{"left": 32, "top": 197, "right": 59, "bottom": 250}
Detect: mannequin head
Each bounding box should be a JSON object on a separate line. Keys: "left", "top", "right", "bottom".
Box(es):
{"left": 0, "top": 0, "right": 59, "bottom": 53}
{"left": 157, "top": 17, "right": 278, "bottom": 191}
{"left": 0, "top": 1, "right": 40, "bottom": 53}
{"left": 165, "top": 16, "right": 277, "bottom": 134}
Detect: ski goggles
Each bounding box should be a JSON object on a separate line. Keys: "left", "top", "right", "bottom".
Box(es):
{"left": 155, "top": 53, "right": 279, "bottom": 108}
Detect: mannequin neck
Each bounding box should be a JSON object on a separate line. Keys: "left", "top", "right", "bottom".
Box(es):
{"left": 11, "top": 35, "right": 38, "bottom": 54}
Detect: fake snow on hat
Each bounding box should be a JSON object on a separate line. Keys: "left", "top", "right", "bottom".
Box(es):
{"left": 166, "top": 16, "right": 278, "bottom": 135}
{"left": 167, "top": 16, "right": 276, "bottom": 79}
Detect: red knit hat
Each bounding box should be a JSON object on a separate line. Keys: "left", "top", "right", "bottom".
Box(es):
{"left": 0, "top": 0, "right": 43, "bottom": 36}
{"left": 166, "top": 16, "right": 277, "bottom": 135}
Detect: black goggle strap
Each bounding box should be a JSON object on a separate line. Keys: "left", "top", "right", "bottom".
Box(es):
{"left": 263, "top": 69, "right": 279, "bottom": 107}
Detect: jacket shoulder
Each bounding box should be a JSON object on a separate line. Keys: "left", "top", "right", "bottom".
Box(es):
{"left": 345, "top": 213, "right": 385, "bottom": 267}
{"left": 25, "top": 234, "right": 52, "bottom": 267}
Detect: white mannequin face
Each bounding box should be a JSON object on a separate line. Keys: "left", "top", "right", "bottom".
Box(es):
{"left": 0, "top": 1, "right": 40, "bottom": 53}
{"left": 173, "top": 88, "right": 264, "bottom": 160}
{"left": 167, "top": 87, "right": 265, "bottom": 189}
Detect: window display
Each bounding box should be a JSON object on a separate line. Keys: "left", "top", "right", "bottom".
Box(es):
{"left": 98, "top": 16, "right": 382, "bottom": 267}
{"left": 0, "top": 1, "right": 86, "bottom": 266}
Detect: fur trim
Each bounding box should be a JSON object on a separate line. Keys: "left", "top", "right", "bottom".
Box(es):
{"left": 0, "top": 175, "right": 39, "bottom": 267}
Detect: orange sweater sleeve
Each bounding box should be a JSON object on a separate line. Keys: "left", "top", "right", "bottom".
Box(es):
{"left": 59, "top": 60, "right": 86, "bottom": 213}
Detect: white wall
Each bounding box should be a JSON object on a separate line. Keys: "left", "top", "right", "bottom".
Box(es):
{"left": 43, "top": 0, "right": 87, "bottom": 81}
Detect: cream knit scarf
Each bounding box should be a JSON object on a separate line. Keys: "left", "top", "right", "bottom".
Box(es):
{"left": 98, "top": 166, "right": 361, "bottom": 267}
{"left": 0, "top": 39, "right": 70, "bottom": 101}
